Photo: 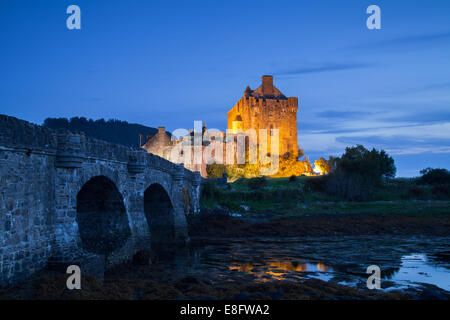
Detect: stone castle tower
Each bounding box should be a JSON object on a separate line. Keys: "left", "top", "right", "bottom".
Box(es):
{"left": 227, "top": 75, "right": 298, "bottom": 157}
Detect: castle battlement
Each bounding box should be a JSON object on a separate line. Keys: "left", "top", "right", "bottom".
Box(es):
{"left": 227, "top": 75, "right": 299, "bottom": 157}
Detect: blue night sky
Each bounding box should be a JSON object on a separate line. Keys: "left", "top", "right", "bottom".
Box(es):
{"left": 1, "top": 0, "right": 449, "bottom": 177}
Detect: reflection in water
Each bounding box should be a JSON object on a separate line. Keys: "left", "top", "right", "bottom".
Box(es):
{"left": 229, "top": 260, "right": 332, "bottom": 282}
{"left": 138, "top": 237, "right": 449, "bottom": 292}
{"left": 388, "top": 254, "right": 450, "bottom": 291}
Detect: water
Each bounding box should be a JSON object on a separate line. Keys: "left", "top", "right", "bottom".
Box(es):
{"left": 387, "top": 254, "right": 450, "bottom": 291}
{"left": 146, "top": 236, "right": 450, "bottom": 293}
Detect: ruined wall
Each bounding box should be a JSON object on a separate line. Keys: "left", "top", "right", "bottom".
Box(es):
{"left": 0, "top": 115, "right": 201, "bottom": 286}
{"left": 141, "top": 127, "right": 175, "bottom": 159}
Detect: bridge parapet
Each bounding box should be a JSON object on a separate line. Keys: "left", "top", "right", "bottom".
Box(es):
{"left": 0, "top": 114, "right": 57, "bottom": 152}
{"left": 0, "top": 114, "right": 197, "bottom": 179}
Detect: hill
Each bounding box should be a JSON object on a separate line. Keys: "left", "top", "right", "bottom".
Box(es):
{"left": 43, "top": 117, "right": 166, "bottom": 148}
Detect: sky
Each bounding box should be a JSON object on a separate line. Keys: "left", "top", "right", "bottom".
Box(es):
{"left": 1, "top": 0, "right": 449, "bottom": 177}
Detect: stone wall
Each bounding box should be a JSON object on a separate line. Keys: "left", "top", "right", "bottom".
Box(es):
{"left": 0, "top": 116, "right": 57, "bottom": 285}
{"left": 227, "top": 76, "right": 299, "bottom": 158}
{"left": 0, "top": 115, "right": 201, "bottom": 286}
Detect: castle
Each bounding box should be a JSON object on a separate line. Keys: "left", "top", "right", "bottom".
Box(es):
{"left": 141, "top": 75, "right": 299, "bottom": 177}
{"left": 227, "top": 75, "right": 298, "bottom": 158}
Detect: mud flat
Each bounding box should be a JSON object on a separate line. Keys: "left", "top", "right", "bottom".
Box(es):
{"left": 188, "top": 213, "right": 450, "bottom": 238}
{"left": 1, "top": 212, "right": 448, "bottom": 300}
{"left": 1, "top": 234, "right": 449, "bottom": 300}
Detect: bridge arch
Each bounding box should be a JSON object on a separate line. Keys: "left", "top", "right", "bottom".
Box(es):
{"left": 0, "top": 115, "right": 203, "bottom": 285}
{"left": 76, "top": 175, "right": 131, "bottom": 257}
{"left": 144, "top": 183, "right": 176, "bottom": 245}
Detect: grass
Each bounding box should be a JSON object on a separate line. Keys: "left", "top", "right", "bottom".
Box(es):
{"left": 201, "top": 176, "right": 450, "bottom": 218}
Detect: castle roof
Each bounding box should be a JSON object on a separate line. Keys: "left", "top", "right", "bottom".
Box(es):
{"left": 244, "top": 75, "right": 287, "bottom": 100}
{"left": 141, "top": 127, "right": 174, "bottom": 150}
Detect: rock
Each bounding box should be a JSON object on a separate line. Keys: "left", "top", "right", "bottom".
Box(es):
{"left": 416, "top": 284, "right": 450, "bottom": 300}
{"left": 199, "top": 206, "right": 231, "bottom": 218}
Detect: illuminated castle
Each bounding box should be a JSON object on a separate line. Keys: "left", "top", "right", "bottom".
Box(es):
{"left": 142, "top": 75, "right": 299, "bottom": 177}
{"left": 227, "top": 75, "right": 299, "bottom": 158}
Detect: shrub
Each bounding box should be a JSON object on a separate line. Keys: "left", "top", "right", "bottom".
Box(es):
{"left": 432, "top": 185, "right": 450, "bottom": 199}
{"left": 288, "top": 175, "right": 297, "bottom": 183}
{"left": 408, "top": 186, "right": 425, "bottom": 198}
{"left": 419, "top": 168, "right": 450, "bottom": 185}
{"left": 304, "top": 175, "right": 328, "bottom": 193}
{"left": 326, "top": 145, "right": 396, "bottom": 201}
{"left": 206, "top": 163, "right": 227, "bottom": 178}
{"left": 313, "top": 157, "right": 331, "bottom": 174}
{"left": 276, "top": 152, "right": 313, "bottom": 177}
{"left": 247, "top": 176, "right": 267, "bottom": 190}
{"left": 201, "top": 180, "right": 220, "bottom": 199}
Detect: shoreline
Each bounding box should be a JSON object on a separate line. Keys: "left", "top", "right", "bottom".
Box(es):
{"left": 188, "top": 213, "right": 450, "bottom": 238}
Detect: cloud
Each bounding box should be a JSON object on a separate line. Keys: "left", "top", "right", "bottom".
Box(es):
{"left": 374, "top": 32, "right": 450, "bottom": 46}
{"left": 276, "top": 62, "right": 374, "bottom": 76}
{"left": 300, "top": 121, "right": 450, "bottom": 156}
{"left": 379, "top": 111, "right": 450, "bottom": 125}
{"left": 315, "top": 110, "right": 378, "bottom": 120}
{"left": 336, "top": 135, "right": 450, "bottom": 149}
{"left": 349, "top": 31, "right": 450, "bottom": 51}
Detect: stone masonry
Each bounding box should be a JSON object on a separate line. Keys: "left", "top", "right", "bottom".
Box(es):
{"left": 0, "top": 115, "right": 201, "bottom": 286}
{"left": 227, "top": 75, "right": 299, "bottom": 158}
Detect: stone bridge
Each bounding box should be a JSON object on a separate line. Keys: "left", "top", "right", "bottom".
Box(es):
{"left": 0, "top": 115, "right": 201, "bottom": 286}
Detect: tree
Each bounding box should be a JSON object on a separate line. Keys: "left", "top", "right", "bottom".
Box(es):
{"left": 206, "top": 163, "right": 227, "bottom": 178}
{"left": 314, "top": 157, "right": 331, "bottom": 175}
{"left": 327, "top": 145, "right": 396, "bottom": 201}
{"left": 43, "top": 117, "right": 161, "bottom": 148}
{"left": 275, "top": 151, "right": 313, "bottom": 177}
{"left": 338, "top": 145, "right": 395, "bottom": 179}
{"left": 419, "top": 168, "right": 450, "bottom": 185}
